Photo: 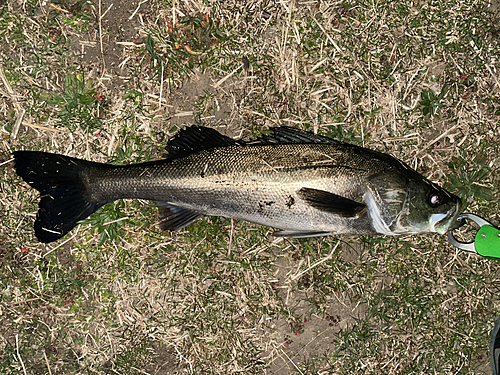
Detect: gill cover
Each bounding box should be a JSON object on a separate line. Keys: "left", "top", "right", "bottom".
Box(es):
{"left": 366, "top": 167, "right": 462, "bottom": 235}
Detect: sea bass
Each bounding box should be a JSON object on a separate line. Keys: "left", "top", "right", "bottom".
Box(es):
{"left": 14, "top": 126, "right": 463, "bottom": 243}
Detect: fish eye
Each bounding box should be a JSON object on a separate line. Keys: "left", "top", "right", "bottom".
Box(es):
{"left": 427, "top": 190, "right": 442, "bottom": 207}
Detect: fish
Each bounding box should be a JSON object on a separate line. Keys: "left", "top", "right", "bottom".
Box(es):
{"left": 13, "top": 126, "right": 463, "bottom": 243}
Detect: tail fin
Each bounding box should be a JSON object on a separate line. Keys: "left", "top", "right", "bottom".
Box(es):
{"left": 14, "top": 151, "right": 107, "bottom": 243}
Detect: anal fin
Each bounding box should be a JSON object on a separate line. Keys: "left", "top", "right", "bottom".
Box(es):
{"left": 273, "top": 230, "right": 333, "bottom": 238}
{"left": 156, "top": 202, "right": 204, "bottom": 231}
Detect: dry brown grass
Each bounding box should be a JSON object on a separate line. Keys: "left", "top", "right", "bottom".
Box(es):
{"left": 1, "top": 0, "right": 500, "bottom": 374}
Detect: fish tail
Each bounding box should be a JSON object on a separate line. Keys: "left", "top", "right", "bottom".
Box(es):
{"left": 13, "top": 151, "right": 108, "bottom": 243}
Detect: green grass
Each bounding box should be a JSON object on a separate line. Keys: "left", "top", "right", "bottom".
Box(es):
{"left": 1, "top": 0, "right": 499, "bottom": 374}
{"left": 39, "top": 73, "right": 103, "bottom": 132}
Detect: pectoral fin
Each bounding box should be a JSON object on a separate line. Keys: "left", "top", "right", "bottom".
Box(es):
{"left": 156, "top": 202, "right": 204, "bottom": 231}
{"left": 297, "top": 187, "right": 366, "bottom": 217}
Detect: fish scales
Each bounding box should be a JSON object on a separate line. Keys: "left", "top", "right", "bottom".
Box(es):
{"left": 85, "top": 143, "right": 378, "bottom": 231}
{"left": 13, "top": 126, "right": 463, "bottom": 243}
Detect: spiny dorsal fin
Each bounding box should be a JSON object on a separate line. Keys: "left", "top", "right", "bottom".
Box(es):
{"left": 166, "top": 126, "right": 240, "bottom": 158}
{"left": 250, "top": 127, "right": 341, "bottom": 145}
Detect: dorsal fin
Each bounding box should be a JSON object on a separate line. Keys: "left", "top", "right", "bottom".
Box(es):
{"left": 166, "top": 126, "right": 240, "bottom": 158}
{"left": 250, "top": 127, "right": 341, "bottom": 145}
{"left": 166, "top": 126, "right": 340, "bottom": 158}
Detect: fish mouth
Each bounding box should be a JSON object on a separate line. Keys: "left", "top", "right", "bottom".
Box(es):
{"left": 434, "top": 199, "right": 464, "bottom": 234}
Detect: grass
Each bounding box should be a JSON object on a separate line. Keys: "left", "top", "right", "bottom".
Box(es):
{"left": 0, "top": 0, "right": 499, "bottom": 374}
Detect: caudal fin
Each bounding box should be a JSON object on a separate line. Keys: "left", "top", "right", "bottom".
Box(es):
{"left": 14, "top": 151, "right": 107, "bottom": 243}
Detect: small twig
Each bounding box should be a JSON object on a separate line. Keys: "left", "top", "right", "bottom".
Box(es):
{"left": 116, "top": 42, "right": 137, "bottom": 46}
{"left": 172, "top": 111, "right": 193, "bottom": 117}
{"left": 11, "top": 108, "right": 25, "bottom": 140}
{"left": 16, "top": 335, "right": 27, "bottom": 375}
{"left": 118, "top": 56, "right": 131, "bottom": 69}
{"left": 485, "top": 64, "right": 500, "bottom": 91}
{"left": 309, "top": 57, "right": 328, "bottom": 74}
{"left": 213, "top": 64, "right": 243, "bottom": 88}
{"left": 228, "top": 218, "right": 234, "bottom": 258}
{"left": 246, "top": 110, "right": 280, "bottom": 125}
{"left": 0, "top": 158, "right": 14, "bottom": 167}
{"left": 290, "top": 241, "right": 340, "bottom": 281}
{"left": 311, "top": 87, "right": 334, "bottom": 96}
{"left": 42, "top": 226, "right": 80, "bottom": 258}
{"left": 172, "top": 0, "right": 177, "bottom": 27}
{"left": 159, "top": 62, "right": 164, "bottom": 110}
{"left": 280, "top": 348, "right": 304, "bottom": 375}
{"left": 98, "top": 0, "right": 105, "bottom": 69}
{"left": 129, "top": 0, "right": 147, "bottom": 20}
{"left": 103, "top": 216, "right": 129, "bottom": 226}
{"left": 43, "top": 350, "right": 53, "bottom": 375}
{"left": 100, "top": 3, "right": 114, "bottom": 20}
{"left": 49, "top": 3, "right": 69, "bottom": 13}
{"left": 22, "top": 121, "right": 67, "bottom": 132}
{"left": 0, "top": 67, "right": 25, "bottom": 139}
{"left": 0, "top": 67, "right": 24, "bottom": 136}
{"left": 311, "top": 15, "right": 342, "bottom": 55}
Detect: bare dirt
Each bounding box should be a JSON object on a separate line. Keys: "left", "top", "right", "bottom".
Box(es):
{"left": 69, "top": 0, "right": 153, "bottom": 89}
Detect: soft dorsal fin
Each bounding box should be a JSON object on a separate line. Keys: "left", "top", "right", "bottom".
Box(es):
{"left": 250, "top": 127, "right": 341, "bottom": 145}
{"left": 166, "top": 126, "right": 240, "bottom": 158}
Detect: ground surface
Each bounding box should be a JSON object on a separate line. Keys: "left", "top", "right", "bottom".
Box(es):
{"left": 1, "top": 0, "right": 500, "bottom": 374}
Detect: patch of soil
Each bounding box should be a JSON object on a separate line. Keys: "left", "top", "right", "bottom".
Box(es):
{"left": 64, "top": 0, "right": 246, "bottom": 140}
{"left": 262, "top": 243, "right": 370, "bottom": 374}
{"left": 165, "top": 70, "right": 240, "bottom": 134}
{"left": 68, "top": 0, "right": 156, "bottom": 90}
{"left": 144, "top": 342, "right": 184, "bottom": 374}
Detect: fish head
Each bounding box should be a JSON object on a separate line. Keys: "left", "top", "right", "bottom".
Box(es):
{"left": 395, "top": 177, "right": 463, "bottom": 235}
{"left": 366, "top": 170, "right": 463, "bottom": 235}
